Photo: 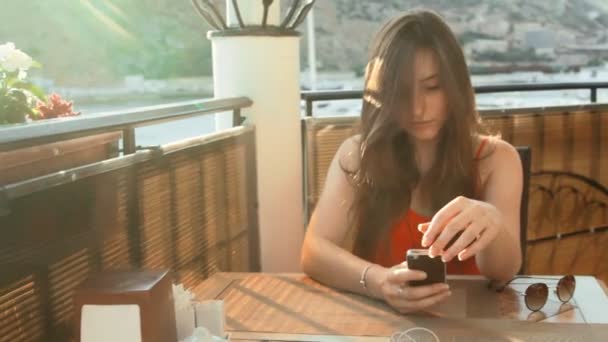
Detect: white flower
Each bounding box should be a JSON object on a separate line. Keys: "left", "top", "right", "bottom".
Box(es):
{"left": 0, "top": 42, "right": 16, "bottom": 61}
{"left": 18, "top": 69, "right": 28, "bottom": 80}
{"left": 1, "top": 48, "right": 33, "bottom": 72}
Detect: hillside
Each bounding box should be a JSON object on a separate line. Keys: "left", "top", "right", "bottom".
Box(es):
{"left": 308, "top": 0, "right": 608, "bottom": 72}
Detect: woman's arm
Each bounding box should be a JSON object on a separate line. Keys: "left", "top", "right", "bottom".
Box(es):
{"left": 474, "top": 140, "right": 523, "bottom": 280}
{"left": 421, "top": 139, "right": 523, "bottom": 281}
{"left": 300, "top": 136, "right": 386, "bottom": 297}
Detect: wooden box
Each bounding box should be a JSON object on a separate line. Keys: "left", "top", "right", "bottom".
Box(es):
{"left": 73, "top": 270, "right": 178, "bottom": 342}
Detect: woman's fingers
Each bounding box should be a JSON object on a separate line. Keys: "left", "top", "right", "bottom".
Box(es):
{"left": 441, "top": 220, "right": 485, "bottom": 262}
{"left": 417, "top": 222, "right": 430, "bottom": 233}
{"left": 428, "top": 206, "right": 476, "bottom": 257}
{"left": 457, "top": 230, "right": 494, "bottom": 261}
{"left": 423, "top": 196, "right": 468, "bottom": 247}
{"left": 406, "top": 289, "right": 452, "bottom": 310}
{"left": 381, "top": 264, "right": 452, "bottom": 314}
{"left": 400, "top": 282, "right": 450, "bottom": 301}
{"left": 392, "top": 288, "right": 452, "bottom": 312}
{"left": 387, "top": 267, "right": 427, "bottom": 284}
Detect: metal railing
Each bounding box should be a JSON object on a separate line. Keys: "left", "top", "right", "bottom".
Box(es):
{"left": 0, "top": 97, "right": 252, "bottom": 201}
{"left": 0, "top": 97, "right": 252, "bottom": 152}
{"left": 301, "top": 82, "right": 608, "bottom": 117}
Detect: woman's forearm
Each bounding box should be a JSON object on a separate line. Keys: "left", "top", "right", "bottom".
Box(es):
{"left": 300, "top": 234, "right": 386, "bottom": 299}
{"left": 476, "top": 222, "right": 521, "bottom": 281}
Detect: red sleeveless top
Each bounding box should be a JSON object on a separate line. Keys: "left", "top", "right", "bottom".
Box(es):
{"left": 371, "top": 139, "right": 488, "bottom": 275}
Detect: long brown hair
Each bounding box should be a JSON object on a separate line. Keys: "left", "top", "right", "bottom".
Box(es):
{"left": 347, "top": 9, "right": 482, "bottom": 259}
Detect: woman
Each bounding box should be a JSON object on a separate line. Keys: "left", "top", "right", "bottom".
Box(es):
{"left": 300, "top": 9, "right": 523, "bottom": 314}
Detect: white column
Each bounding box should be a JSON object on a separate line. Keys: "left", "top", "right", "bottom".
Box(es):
{"left": 216, "top": 0, "right": 283, "bottom": 131}
{"left": 211, "top": 1, "right": 304, "bottom": 272}
{"left": 306, "top": 7, "right": 317, "bottom": 90}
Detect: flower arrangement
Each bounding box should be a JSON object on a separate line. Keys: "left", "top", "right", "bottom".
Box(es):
{"left": 36, "top": 93, "right": 80, "bottom": 119}
{"left": 0, "top": 42, "right": 80, "bottom": 125}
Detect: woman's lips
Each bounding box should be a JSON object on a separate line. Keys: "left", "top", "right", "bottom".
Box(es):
{"left": 410, "top": 120, "right": 435, "bottom": 127}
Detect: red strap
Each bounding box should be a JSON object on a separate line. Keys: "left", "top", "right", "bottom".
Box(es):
{"left": 475, "top": 138, "right": 488, "bottom": 160}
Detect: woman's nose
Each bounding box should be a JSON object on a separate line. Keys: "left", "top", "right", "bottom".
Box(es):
{"left": 413, "top": 91, "right": 426, "bottom": 120}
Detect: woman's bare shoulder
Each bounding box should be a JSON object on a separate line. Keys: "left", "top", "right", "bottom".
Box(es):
{"left": 477, "top": 135, "right": 520, "bottom": 169}
{"left": 335, "top": 135, "right": 361, "bottom": 173}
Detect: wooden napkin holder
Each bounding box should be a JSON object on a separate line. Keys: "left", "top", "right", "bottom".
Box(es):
{"left": 73, "top": 269, "right": 178, "bottom": 342}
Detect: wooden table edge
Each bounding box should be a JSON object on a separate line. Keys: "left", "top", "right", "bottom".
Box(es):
{"left": 230, "top": 331, "right": 389, "bottom": 342}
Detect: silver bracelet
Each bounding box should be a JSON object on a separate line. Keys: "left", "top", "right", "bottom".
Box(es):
{"left": 359, "top": 264, "right": 374, "bottom": 293}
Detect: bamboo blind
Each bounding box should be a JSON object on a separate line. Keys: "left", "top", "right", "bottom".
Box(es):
{"left": 0, "top": 129, "right": 259, "bottom": 341}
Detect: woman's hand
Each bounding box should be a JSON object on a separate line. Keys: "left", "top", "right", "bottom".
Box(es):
{"left": 418, "top": 196, "right": 503, "bottom": 262}
{"left": 374, "top": 262, "right": 451, "bottom": 314}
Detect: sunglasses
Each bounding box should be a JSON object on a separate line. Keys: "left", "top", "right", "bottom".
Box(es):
{"left": 492, "top": 275, "right": 576, "bottom": 312}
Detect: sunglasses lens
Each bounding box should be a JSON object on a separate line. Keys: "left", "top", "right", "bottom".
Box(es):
{"left": 557, "top": 275, "right": 576, "bottom": 302}
{"left": 525, "top": 283, "right": 548, "bottom": 311}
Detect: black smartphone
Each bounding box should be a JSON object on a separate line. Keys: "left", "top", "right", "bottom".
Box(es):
{"left": 406, "top": 249, "right": 446, "bottom": 286}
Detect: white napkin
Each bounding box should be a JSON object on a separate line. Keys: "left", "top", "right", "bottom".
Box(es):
{"left": 194, "top": 300, "right": 225, "bottom": 338}
{"left": 173, "top": 284, "right": 196, "bottom": 340}
{"left": 179, "top": 327, "right": 229, "bottom": 342}
{"left": 81, "top": 304, "right": 142, "bottom": 342}
{"left": 173, "top": 284, "right": 227, "bottom": 341}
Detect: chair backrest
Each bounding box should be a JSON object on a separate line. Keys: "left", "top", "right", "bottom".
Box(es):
{"left": 516, "top": 146, "right": 531, "bottom": 274}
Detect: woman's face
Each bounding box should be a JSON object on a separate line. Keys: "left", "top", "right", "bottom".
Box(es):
{"left": 400, "top": 48, "right": 448, "bottom": 143}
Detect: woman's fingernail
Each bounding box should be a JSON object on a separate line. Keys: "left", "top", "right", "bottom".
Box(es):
{"left": 441, "top": 255, "right": 449, "bottom": 263}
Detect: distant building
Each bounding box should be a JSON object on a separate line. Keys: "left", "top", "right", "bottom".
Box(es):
{"left": 557, "top": 53, "right": 591, "bottom": 67}
{"left": 525, "top": 30, "right": 556, "bottom": 49}
{"left": 470, "top": 15, "right": 510, "bottom": 38}
{"left": 560, "top": 44, "right": 608, "bottom": 61}
{"left": 555, "top": 30, "right": 578, "bottom": 46}
{"left": 535, "top": 47, "right": 556, "bottom": 59}
{"left": 513, "top": 23, "right": 542, "bottom": 43}
{"left": 465, "top": 39, "right": 509, "bottom": 55}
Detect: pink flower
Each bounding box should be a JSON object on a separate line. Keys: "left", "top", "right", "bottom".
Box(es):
{"left": 34, "top": 93, "right": 81, "bottom": 120}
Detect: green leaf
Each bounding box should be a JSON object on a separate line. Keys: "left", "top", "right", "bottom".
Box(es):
{"left": 0, "top": 97, "right": 29, "bottom": 124}
{"left": 29, "top": 106, "right": 42, "bottom": 120}
{"left": 6, "top": 77, "right": 21, "bottom": 88}
{"left": 6, "top": 81, "right": 46, "bottom": 101}
{"left": 7, "top": 88, "right": 28, "bottom": 104}
{"left": 31, "top": 61, "right": 43, "bottom": 68}
{"left": 6, "top": 70, "right": 19, "bottom": 79}
{"left": 27, "top": 84, "right": 47, "bottom": 101}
